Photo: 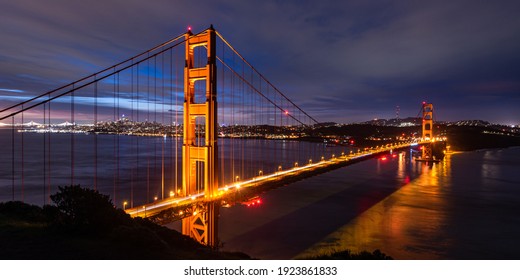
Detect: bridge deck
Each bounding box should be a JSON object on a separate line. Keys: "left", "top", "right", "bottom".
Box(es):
{"left": 125, "top": 141, "right": 439, "bottom": 221}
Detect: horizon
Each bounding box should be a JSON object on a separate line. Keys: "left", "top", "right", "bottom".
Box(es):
{"left": 1, "top": 115, "right": 517, "bottom": 127}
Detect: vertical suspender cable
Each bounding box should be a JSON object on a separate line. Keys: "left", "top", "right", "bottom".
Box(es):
{"left": 21, "top": 105, "right": 24, "bottom": 201}
{"left": 136, "top": 63, "right": 140, "bottom": 205}
{"left": 47, "top": 97, "right": 51, "bottom": 203}
{"left": 161, "top": 53, "right": 165, "bottom": 199}
{"left": 11, "top": 116, "right": 14, "bottom": 201}
{"left": 268, "top": 85, "right": 272, "bottom": 172}
{"left": 168, "top": 47, "right": 173, "bottom": 197}
{"left": 174, "top": 47, "right": 179, "bottom": 195}
{"left": 130, "top": 63, "right": 135, "bottom": 208}
{"left": 147, "top": 58, "right": 151, "bottom": 203}
{"left": 219, "top": 39, "right": 224, "bottom": 187}
{"left": 169, "top": 48, "right": 173, "bottom": 197}
{"left": 241, "top": 56, "right": 245, "bottom": 180}
{"left": 113, "top": 71, "right": 117, "bottom": 204}
{"left": 116, "top": 72, "right": 120, "bottom": 206}
{"left": 43, "top": 103, "right": 46, "bottom": 204}
{"left": 153, "top": 56, "right": 157, "bottom": 197}
{"left": 249, "top": 67, "right": 253, "bottom": 178}
{"left": 260, "top": 79, "right": 264, "bottom": 175}
{"left": 71, "top": 85, "right": 74, "bottom": 186}
{"left": 231, "top": 48, "right": 235, "bottom": 184}
{"left": 94, "top": 77, "right": 98, "bottom": 190}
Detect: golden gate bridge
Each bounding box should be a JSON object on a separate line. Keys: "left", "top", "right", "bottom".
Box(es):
{"left": 0, "top": 26, "right": 444, "bottom": 246}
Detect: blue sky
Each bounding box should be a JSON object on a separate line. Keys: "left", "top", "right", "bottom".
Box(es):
{"left": 1, "top": 0, "right": 520, "bottom": 124}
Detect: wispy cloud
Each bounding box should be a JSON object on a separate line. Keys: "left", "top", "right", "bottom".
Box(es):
{"left": 0, "top": 88, "right": 25, "bottom": 93}
{"left": 1, "top": 0, "right": 519, "bottom": 123}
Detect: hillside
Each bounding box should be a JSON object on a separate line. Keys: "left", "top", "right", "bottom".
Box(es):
{"left": 0, "top": 186, "right": 249, "bottom": 260}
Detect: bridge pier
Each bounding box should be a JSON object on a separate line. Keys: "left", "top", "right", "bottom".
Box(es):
{"left": 182, "top": 202, "right": 219, "bottom": 247}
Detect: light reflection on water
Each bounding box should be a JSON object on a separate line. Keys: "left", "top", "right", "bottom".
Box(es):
{"left": 296, "top": 153, "right": 453, "bottom": 259}
{"left": 295, "top": 149, "right": 520, "bottom": 260}
{"left": 220, "top": 147, "right": 520, "bottom": 259}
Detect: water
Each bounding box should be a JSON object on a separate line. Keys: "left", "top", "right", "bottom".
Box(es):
{"left": 0, "top": 129, "right": 346, "bottom": 206}
{"left": 215, "top": 147, "right": 520, "bottom": 259}
{"left": 2, "top": 129, "right": 520, "bottom": 259}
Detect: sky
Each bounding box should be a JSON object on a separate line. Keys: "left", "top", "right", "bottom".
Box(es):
{"left": 1, "top": 0, "right": 520, "bottom": 125}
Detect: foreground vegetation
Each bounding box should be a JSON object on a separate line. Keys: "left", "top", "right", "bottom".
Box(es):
{"left": 310, "top": 249, "right": 392, "bottom": 260}
{"left": 0, "top": 185, "right": 249, "bottom": 260}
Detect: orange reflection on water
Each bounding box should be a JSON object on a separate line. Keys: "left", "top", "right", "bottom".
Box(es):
{"left": 297, "top": 153, "right": 453, "bottom": 260}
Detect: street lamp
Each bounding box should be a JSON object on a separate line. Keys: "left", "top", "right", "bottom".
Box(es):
{"left": 259, "top": 170, "right": 263, "bottom": 176}
{"left": 123, "top": 201, "right": 128, "bottom": 210}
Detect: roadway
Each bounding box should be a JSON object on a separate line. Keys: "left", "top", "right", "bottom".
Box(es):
{"left": 125, "top": 140, "right": 439, "bottom": 220}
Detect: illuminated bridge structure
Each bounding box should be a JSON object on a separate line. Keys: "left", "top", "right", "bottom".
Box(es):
{"left": 0, "top": 26, "right": 445, "bottom": 247}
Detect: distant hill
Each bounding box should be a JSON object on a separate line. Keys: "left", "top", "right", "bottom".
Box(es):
{"left": 358, "top": 117, "right": 422, "bottom": 127}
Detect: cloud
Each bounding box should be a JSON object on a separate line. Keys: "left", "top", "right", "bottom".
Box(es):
{"left": 1, "top": 0, "right": 519, "bottom": 124}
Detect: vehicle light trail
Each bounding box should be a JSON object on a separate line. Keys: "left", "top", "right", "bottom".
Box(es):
{"left": 125, "top": 140, "right": 432, "bottom": 219}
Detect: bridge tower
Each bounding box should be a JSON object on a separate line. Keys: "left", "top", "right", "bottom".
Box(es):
{"left": 421, "top": 102, "right": 434, "bottom": 160}
{"left": 181, "top": 26, "right": 219, "bottom": 247}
